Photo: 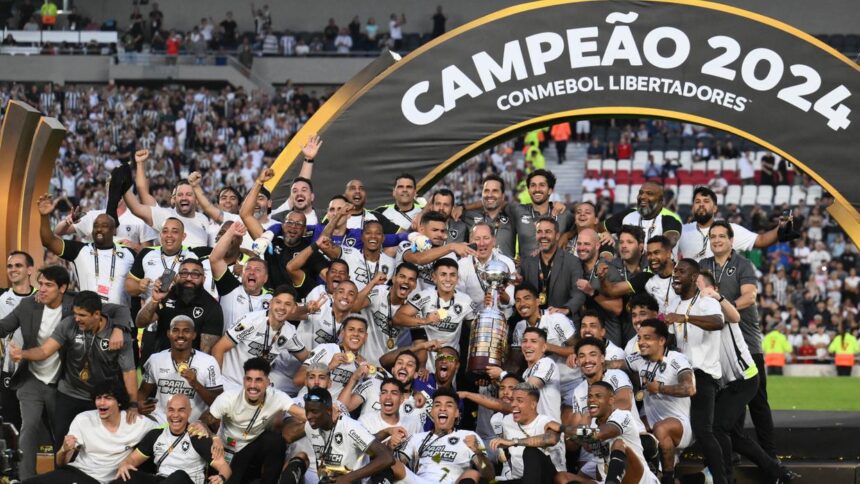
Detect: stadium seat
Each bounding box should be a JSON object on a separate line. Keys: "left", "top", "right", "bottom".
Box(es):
{"left": 603, "top": 159, "right": 617, "bottom": 173}
{"left": 679, "top": 151, "right": 693, "bottom": 170}
{"left": 615, "top": 171, "right": 632, "bottom": 184}
{"left": 629, "top": 184, "right": 641, "bottom": 205}
{"left": 790, "top": 185, "right": 806, "bottom": 206}
{"left": 634, "top": 151, "right": 649, "bottom": 163}
{"left": 757, "top": 185, "right": 774, "bottom": 206}
{"left": 726, "top": 185, "right": 741, "bottom": 205}
{"left": 586, "top": 159, "right": 601, "bottom": 173}
{"left": 807, "top": 185, "right": 823, "bottom": 205}
{"left": 774, "top": 185, "right": 791, "bottom": 206}
{"left": 692, "top": 161, "right": 706, "bottom": 173}
{"left": 664, "top": 150, "right": 679, "bottom": 163}
{"left": 582, "top": 192, "right": 597, "bottom": 204}
{"left": 650, "top": 151, "right": 664, "bottom": 166}
{"left": 678, "top": 185, "right": 694, "bottom": 205}
{"left": 706, "top": 159, "right": 722, "bottom": 175}
{"left": 617, "top": 159, "right": 632, "bottom": 173}
{"left": 716, "top": 193, "right": 725, "bottom": 205}
{"left": 631, "top": 159, "right": 646, "bottom": 174}
{"left": 723, "top": 158, "right": 737, "bottom": 173}
{"left": 615, "top": 185, "right": 629, "bottom": 206}
{"left": 741, "top": 185, "right": 757, "bottom": 206}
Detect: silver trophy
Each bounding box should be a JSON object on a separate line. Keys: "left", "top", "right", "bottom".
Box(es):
{"left": 467, "top": 260, "right": 512, "bottom": 378}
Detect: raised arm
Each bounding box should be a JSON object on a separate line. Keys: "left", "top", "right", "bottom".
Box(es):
{"left": 210, "top": 221, "right": 244, "bottom": 279}
{"left": 404, "top": 242, "right": 477, "bottom": 266}
{"left": 37, "top": 194, "right": 65, "bottom": 256}
{"left": 210, "top": 335, "right": 236, "bottom": 369}
{"left": 10, "top": 338, "right": 61, "bottom": 362}
{"left": 133, "top": 149, "right": 158, "bottom": 206}
{"left": 340, "top": 440, "right": 394, "bottom": 484}
{"left": 297, "top": 134, "right": 322, "bottom": 180}
{"left": 188, "top": 171, "right": 223, "bottom": 223}
{"left": 646, "top": 368, "right": 696, "bottom": 397}
{"left": 241, "top": 169, "right": 272, "bottom": 239}
{"left": 457, "top": 390, "right": 512, "bottom": 414}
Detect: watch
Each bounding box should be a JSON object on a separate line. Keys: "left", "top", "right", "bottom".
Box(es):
{"left": 718, "top": 295, "right": 726, "bottom": 303}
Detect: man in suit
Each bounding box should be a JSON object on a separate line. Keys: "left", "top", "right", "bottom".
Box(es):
{"left": 0, "top": 267, "right": 130, "bottom": 479}
{"left": 520, "top": 217, "right": 586, "bottom": 321}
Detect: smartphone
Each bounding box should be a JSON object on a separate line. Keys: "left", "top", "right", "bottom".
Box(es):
{"left": 782, "top": 209, "right": 791, "bottom": 217}
{"left": 468, "top": 243, "right": 478, "bottom": 251}
{"left": 158, "top": 269, "right": 176, "bottom": 292}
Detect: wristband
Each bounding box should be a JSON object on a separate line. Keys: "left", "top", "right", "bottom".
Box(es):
{"left": 304, "top": 157, "right": 314, "bottom": 164}
{"left": 310, "top": 241, "right": 319, "bottom": 252}
{"left": 128, "top": 401, "right": 139, "bottom": 409}
{"left": 717, "top": 295, "right": 725, "bottom": 303}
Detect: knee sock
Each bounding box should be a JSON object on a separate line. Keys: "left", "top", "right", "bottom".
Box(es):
{"left": 281, "top": 457, "right": 308, "bottom": 484}
{"left": 605, "top": 449, "right": 628, "bottom": 484}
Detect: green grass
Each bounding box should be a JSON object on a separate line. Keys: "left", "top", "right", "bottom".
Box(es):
{"left": 767, "top": 376, "right": 860, "bottom": 411}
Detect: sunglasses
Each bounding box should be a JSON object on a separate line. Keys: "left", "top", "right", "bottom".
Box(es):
{"left": 436, "top": 354, "right": 458, "bottom": 363}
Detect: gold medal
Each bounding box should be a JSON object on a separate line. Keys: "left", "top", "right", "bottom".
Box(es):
{"left": 386, "top": 338, "right": 395, "bottom": 350}
{"left": 635, "top": 390, "right": 645, "bottom": 402}
{"left": 436, "top": 308, "right": 448, "bottom": 320}
{"left": 177, "top": 362, "right": 189, "bottom": 373}
{"left": 345, "top": 352, "right": 355, "bottom": 363}
{"left": 539, "top": 292, "right": 547, "bottom": 305}
{"left": 79, "top": 366, "right": 90, "bottom": 382}
{"left": 367, "top": 365, "right": 377, "bottom": 375}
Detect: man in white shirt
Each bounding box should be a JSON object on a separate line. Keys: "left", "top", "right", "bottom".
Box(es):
{"left": 195, "top": 357, "right": 305, "bottom": 484}
{"left": 401, "top": 387, "right": 495, "bottom": 484}
{"left": 55, "top": 201, "right": 157, "bottom": 253}
{"left": 625, "top": 319, "right": 696, "bottom": 484}
{"left": 665, "top": 258, "right": 727, "bottom": 484}
{"left": 359, "top": 377, "right": 423, "bottom": 452}
{"left": 489, "top": 382, "right": 566, "bottom": 483}
{"left": 123, "top": 150, "right": 211, "bottom": 247}
{"left": 211, "top": 223, "right": 272, "bottom": 329}
{"left": 30, "top": 380, "right": 157, "bottom": 484}
{"left": 490, "top": 327, "right": 561, "bottom": 421}
{"left": 643, "top": 236, "right": 677, "bottom": 316}
{"left": 0, "top": 251, "right": 35, "bottom": 430}
{"left": 299, "top": 387, "right": 397, "bottom": 483}
{"left": 678, "top": 187, "right": 786, "bottom": 261}
{"left": 396, "top": 211, "right": 476, "bottom": 292}
{"left": 456, "top": 222, "right": 515, "bottom": 314}
{"left": 211, "top": 286, "right": 310, "bottom": 391}
{"left": 138, "top": 316, "right": 223, "bottom": 424}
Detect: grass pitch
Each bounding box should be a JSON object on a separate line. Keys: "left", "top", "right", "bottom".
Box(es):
{"left": 767, "top": 376, "right": 860, "bottom": 411}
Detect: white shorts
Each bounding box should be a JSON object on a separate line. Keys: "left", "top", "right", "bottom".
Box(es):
{"left": 576, "top": 120, "right": 591, "bottom": 134}
{"left": 678, "top": 417, "right": 694, "bottom": 450}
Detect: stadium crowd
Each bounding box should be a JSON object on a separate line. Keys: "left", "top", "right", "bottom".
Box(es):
{"left": 1, "top": 78, "right": 858, "bottom": 484}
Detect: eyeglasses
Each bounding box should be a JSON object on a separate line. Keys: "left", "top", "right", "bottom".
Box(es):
{"left": 284, "top": 220, "right": 306, "bottom": 227}
{"left": 436, "top": 354, "right": 458, "bottom": 363}
{"left": 178, "top": 271, "right": 205, "bottom": 279}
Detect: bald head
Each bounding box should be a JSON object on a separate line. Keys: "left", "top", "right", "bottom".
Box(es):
{"left": 168, "top": 393, "right": 191, "bottom": 409}
{"left": 575, "top": 228, "right": 600, "bottom": 263}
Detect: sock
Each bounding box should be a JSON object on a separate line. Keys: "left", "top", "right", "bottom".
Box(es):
{"left": 605, "top": 449, "right": 627, "bottom": 484}
{"left": 640, "top": 434, "right": 659, "bottom": 460}
{"left": 281, "top": 457, "right": 308, "bottom": 484}
{"left": 105, "top": 162, "right": 132, "bottom": 225}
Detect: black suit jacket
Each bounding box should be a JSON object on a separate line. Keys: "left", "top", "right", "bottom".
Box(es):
{"left": 0, "top": 294, "right": 132, "bottom": 389}
{"left": 520, "top": 250, "right": 587, "bottom": 322}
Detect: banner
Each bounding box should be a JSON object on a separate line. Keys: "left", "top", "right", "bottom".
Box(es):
{"left": 268, "top": 0, "right": 859, "bottom": 225}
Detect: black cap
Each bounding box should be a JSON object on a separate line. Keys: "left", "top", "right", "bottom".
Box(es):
{"left": 259, "top": 186, "right": 272, "bottom": 200}
{"left": 303, "top": 387, "right": 333, "bottom": 407}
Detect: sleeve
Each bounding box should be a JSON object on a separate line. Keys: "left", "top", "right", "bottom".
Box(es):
{"left": 661, "top": 213, "right": 683, "bottom": 235}
{"left": 103, "top": 304, "right": 133, "bottom": 331}
{"left": 670, "top": 352, "right": 693, "bottom": 374}
{"left": 116, "top": 335, "right": 136, "bottom": 371}
{"left": 214, "top": 269, "right": 241, "bottom": 296}
{"left": 529, "top": 359, "right": 555, "bottom": 384}
{"left": 407, "top": 292, "right": 427, "bottom": 314}
{"left": 738, "top": 259, "right": 758, "bottom": 287}
{"left": 731, "top": 224, "right": 758, "bottom": 252}
{"left": 208, "top": 392, "right": 229, "bottom": 420}
{"left": 59, "top": 239, "right": 87, "bottom": 261}
{"left": 199, "top": 303, "right": 224, "bottom": 337}
{"left": 138, "top": 221, "right": 159, "bottom": 244}
{"left": 346, "top": 419, "right": 374, "bottom": 454}
{"left": 135, "top": 428, "right": 162, "bottom": 458}
{"left": 275, "top": 390, "right": 296, "bottom": 413}
{"left": 67, "top": 413, "right": 85, "bottom": 441}
{"left": 190, "top": 435, "right": 214, "bottom": 463}
{"left": 629, "top": 272, "right": 653, "bottom": 294}
{"left": 227, "top": 316, "right": 253, "bottom": 344}
{"left": 699, "top": 298, "right": 724, "bottom": 320}
{"left": 550, "top": 315, "right": 576, "bottom": 342}
{"left": 461, "top": 296, "right": 476, "bottom": 321}
{"left": 603, "top": 208, "right": 635, "bottom": 234}
{"left": 563, "top": 256, "right": 586, "bottom": 315}
{"left": 607, "top": 371, "right": 632, "bottom": 391}
{"left": 149, "top": 206, "right": 171, "bottom": 231}
{"left": 382, "top": 232, "right": 411, "bottom": 248}
{"left": 302, "top": 345, "right": 331, "bottom": 367}
{"left": 354, "top": 379, "right": 375, "bottom": 404}
{"left": 129, "top": 249, "right": 148, "bottom": 280}
{"left": 0, "top": 301, "right": 24, "bottom": 338}
{"left": 203, "top": 360, "right": 223, "bottom": 389}
{"left": 606, "top": 410, "right": 631, "bottom": 434}
{"left": 50, "top": 317, "right": 74, "bottom": 346}
{"left": 286, "top": 332, "right": 307, "bottom": 354}
{"left": 373, "top": 211, "right": 402, "bottom": 235}
{"left": 142, "top": 356, "right": 157, "bottom": 385}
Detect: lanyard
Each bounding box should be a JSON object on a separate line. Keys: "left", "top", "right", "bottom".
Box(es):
{"left": 417, "top": 430, "right": 450, "bottom": 459}
{"left": 155, "top": 430, "right": 188, "bottom": 467}
{"left": 262, "top": 322, "right": 281, "bottom": 357}
{"left": 712, "top": 257, "right": 729, "bottom": 285}
{"left": 93, "top": 246, "right": 118, "bottom": 282}
{"left": 435, "top": 292, "right": 454, "bottom": 312}
{"left": 662, "top": 276, "right": 674, "bottom": 308}
{"left": 160, "top": 250, "right": 181, "bottom": 271}
{"left": 639, "top": 214, "right": 658, "bottom": 242}
{"left": 319, "top": 416, "right": 342, "bottom": 466}
{"left": 172, "top": 349, "right": 195, "bottom": 372}
{"left": 363, "top": 254, "right": 380, "bottom": 280}
{"left": 242, "top": 397, "right": 266, "bottom": 438}
{"left": 538, "top": 255, "right": 554, "bottom": 293}
{"left": 673, "top": 291, "right": 700, "bottom": 341}
{"left": 643, "top": 351, "right": 667, "bottom": 383}
{"left": 696, "top": 227, "right": 709, "bottom": 258}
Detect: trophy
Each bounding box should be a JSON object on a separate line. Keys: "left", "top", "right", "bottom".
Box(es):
{"left": 467, "top": 260, "right": 512, "bottom": 379}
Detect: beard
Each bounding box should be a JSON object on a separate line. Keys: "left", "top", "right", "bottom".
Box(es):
{"left": 178, "top": 284, "right": 201, "bottom": 304}
{"left": 639, "top": 201, "right": 659, "bottom": 219}
{"left": 694, "top": 211, "right": 714, "bottom": 225}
